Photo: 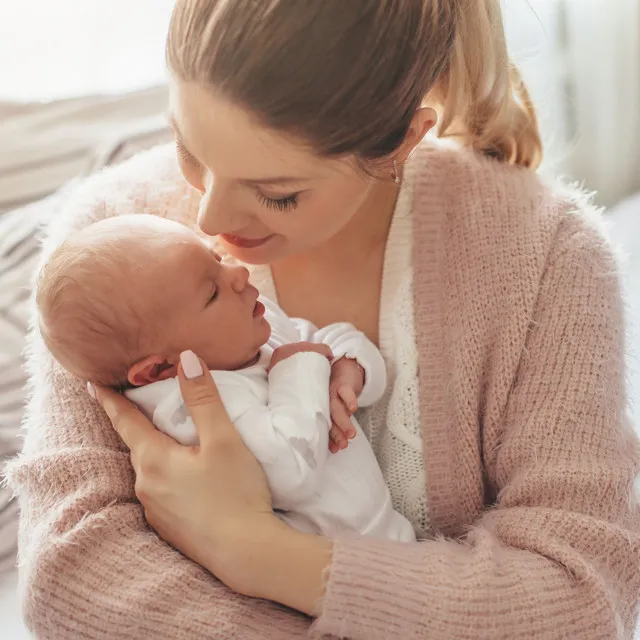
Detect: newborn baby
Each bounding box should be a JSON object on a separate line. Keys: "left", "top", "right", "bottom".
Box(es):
{"left": 37, "top": 214, "right": 415, "bottom": 542}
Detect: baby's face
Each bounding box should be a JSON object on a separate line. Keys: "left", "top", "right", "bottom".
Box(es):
{"left": 38, "top": 215, "right": 271, "bottom": 387}
{"left": 139, "top": 219, "right": 271, "bottom": 374}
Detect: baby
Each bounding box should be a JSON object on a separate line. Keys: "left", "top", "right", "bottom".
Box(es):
{"left": 37, "top": 214, "right": 415, "bottom": 542}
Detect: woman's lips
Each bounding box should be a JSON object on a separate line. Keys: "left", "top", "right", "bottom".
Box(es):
{"left": 220, "top": 233, "right": 275, "bottom": 249}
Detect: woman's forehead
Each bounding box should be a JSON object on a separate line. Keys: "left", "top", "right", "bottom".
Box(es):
{"left": 168, "top": 79, "right": 341, "bottom": 182}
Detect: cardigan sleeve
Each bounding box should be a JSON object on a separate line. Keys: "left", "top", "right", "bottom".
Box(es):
{"left": 6, "top": 431, "right": 312, "bottom": 639}
{"left": 312, "top": 216, "right": 640, "bottom": 639}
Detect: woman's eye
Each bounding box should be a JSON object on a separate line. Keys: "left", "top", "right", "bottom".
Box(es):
{"left": 174, "top": 139, "right": 205, "bottom": 192}
{"left": 175, "top": 138, "right": 199, "bottom": 166}
{"left": 256, "top": 192, "right": 299, "bottom": 212}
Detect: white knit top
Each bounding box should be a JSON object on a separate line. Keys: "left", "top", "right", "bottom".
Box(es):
{"left": 249, "top": 158, "right": 429, "bottom": 538}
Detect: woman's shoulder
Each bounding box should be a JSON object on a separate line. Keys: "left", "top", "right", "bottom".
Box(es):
{"left": 411, "top": 140, "right": 617, "bottom": 272}
{"left": 44, "top": 144, "right": 199, "bottom": 251}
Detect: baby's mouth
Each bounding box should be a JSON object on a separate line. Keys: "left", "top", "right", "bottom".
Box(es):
{"left": 253, "top": 300, "right": 266, "bottom": 317}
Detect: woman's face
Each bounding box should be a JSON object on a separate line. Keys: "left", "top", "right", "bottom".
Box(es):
{"left": 168, "top": 80, "right": 383, "bottom": 264}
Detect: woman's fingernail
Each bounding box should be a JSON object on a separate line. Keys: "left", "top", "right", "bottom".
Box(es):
{"left": 180, "top": 350, "right": 204, "bottom": 379}
{"left": 87, "top": 382, "right": 97, "bottom": 400}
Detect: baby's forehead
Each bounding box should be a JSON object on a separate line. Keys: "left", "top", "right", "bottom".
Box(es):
{"left": 138, "top": 234, "right": 215, "bottom": 301}
{"left": 161, "top": 232, "right": 212, "bottom": 269}
{"left": 73, "top": 217, "right": 213, "bottom": 295}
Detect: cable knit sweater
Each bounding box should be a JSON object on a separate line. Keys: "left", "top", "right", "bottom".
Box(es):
{"left": 6, "top": 142, "right": 640, "bottom": 640}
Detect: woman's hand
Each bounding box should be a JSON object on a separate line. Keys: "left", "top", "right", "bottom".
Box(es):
{"left": 90, "top": 350, "right": 277, "bottom": 591}
{"left": 91, "top": 349, "right": 332, "bottom": 615}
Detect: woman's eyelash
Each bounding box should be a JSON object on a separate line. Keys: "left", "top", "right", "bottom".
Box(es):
{"left": 175, "top": 138, "right": 198, "bottom": 165}
{"left": 256, "top": 192, "right": 298, "bottom": 212}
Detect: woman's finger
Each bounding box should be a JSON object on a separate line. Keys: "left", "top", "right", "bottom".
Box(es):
{"left": 90, "top": 382, "right": 169, "bottom": 451}
{"left": 177, "top": 350, "right": 237, "bottom": 449}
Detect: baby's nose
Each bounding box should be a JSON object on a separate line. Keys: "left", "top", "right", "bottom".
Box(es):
{"left": 229, "top": 265, "right": 250, "bottom": 292}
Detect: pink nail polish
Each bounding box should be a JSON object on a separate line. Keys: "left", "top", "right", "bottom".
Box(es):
{"left": 87, "top": 382, "right": 97, "bottom": 400}
{"left": 180, "top": 350, "right": 204, "bottom": 379}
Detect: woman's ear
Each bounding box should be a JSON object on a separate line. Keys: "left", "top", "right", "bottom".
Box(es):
{"left": 396, "top": 106, "right": 438, "bottom": 164}
{"left": 127, "top": 355, "right": 179, "bottom": 387}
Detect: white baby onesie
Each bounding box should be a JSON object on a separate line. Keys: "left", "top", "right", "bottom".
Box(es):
{"left": 126, "top": 298, "right": 415, "bottom": 543}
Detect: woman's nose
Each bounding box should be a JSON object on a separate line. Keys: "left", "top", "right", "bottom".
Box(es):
{"left": 197, "top": 185, "right": 250, "bottom": 237}
{"left": 229, "top": 265, "right": 250, "bottom": 293}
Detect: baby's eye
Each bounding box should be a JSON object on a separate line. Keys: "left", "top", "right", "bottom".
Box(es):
{"left": 207, "top": 288, "right": 218, "bottom": 305}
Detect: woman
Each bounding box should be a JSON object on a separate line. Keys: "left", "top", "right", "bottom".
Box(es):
{"left": 8, "top": 1, "right": 640, "bottom": 638}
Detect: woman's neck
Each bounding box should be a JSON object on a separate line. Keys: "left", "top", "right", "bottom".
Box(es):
{"left": 270, "top": 178, "right": 400, "bottom": 341}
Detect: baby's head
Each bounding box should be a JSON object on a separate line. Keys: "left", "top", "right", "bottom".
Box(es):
{"left": 37, "top": 215, "right": 271, "bottom": 388}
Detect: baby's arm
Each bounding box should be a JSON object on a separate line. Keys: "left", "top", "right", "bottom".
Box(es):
{"left": 291, "top": 319, "right": 387, "bottom": 408}
{"left": 291, "top": 319, "right": 387, "bottom": 450}
{"left": 243, "top": 350, "right": 332, "bottom": 508}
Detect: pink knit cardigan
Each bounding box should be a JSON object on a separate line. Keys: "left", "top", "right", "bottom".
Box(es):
{"left": 6, "top": 143, "right": 640, "bottom": 639}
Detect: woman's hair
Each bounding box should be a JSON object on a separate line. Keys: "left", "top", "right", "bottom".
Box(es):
{"left": 167, "top": 0, "right": 542, "bottom": 169}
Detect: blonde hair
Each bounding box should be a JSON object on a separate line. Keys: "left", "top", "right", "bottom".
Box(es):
{"left": 167, "top": 0, "right": 542, "bottom": 170}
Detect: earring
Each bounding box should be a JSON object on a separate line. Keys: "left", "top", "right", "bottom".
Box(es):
{"left": 392, "top": 160, "right": 401, "bottom": 184}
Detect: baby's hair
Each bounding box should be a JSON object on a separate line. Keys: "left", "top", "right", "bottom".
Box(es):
{"left": 36, "top": 223, "right": 155, "bottom": 388}
{"left": 167, "top": 0, "right": 541, "bottom": 170}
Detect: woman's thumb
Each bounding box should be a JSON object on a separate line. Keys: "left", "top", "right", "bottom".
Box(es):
{"left": 178, "top": 350, "right": 233, "bottom": 445}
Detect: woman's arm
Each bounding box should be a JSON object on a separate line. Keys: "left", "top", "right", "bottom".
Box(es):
{"left": 234, "top": 217, "right": 640, "bottom": 639}
{"left": 5, "top": 357, "right": 312, "bottom": 640}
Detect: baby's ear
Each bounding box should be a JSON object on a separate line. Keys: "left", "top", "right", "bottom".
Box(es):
{"left": 128, "top": 355, "right": 178, "bottom": 387}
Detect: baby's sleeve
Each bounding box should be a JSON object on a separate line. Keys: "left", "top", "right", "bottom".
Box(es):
{"left": 233, "top": 353, "right": 331, "bottom": 509}
{"left": 292, "top": 319, "right": 387, "bottom": 408}
{"left": 147, "top": 373, "right": 260, "bottom": 447}
{"left": 152, "top": 390, "right": 199, "bottom": 446}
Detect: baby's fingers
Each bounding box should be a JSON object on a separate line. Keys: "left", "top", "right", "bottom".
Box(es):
{"left": 337, "top": 385, "right": 358, "bottom": 414}
{"left": 330, "top": 397, "right": 355, "bottom": 448}
{"left": 329, "top": 422, "right": 348, "bottom": 453}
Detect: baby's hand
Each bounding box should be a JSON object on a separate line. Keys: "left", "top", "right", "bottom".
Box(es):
{"left": 328, "top": 357, "right": 365, "bottom": 454}
{"left": 268, "top": 342, "right": 334, "bottom": 373}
